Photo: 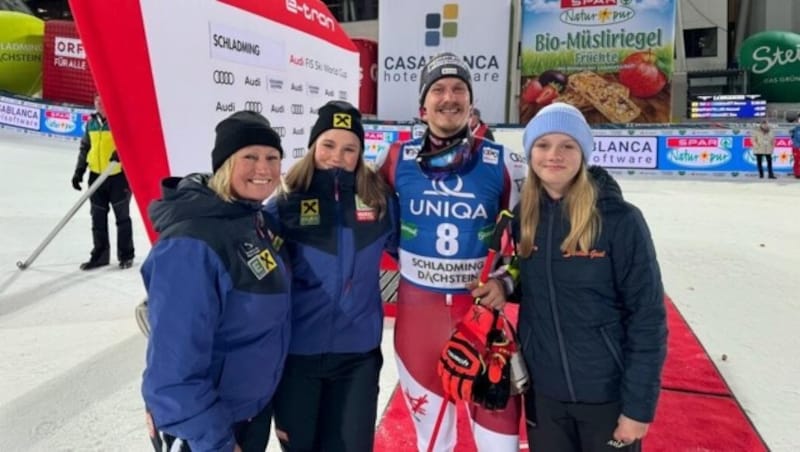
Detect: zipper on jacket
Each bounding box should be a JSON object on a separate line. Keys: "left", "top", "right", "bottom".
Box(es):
{"left": 545, "top": 201, "right": 577, "bottom": 401}
{"left": 600, "top": 327, "right": 625, "bottom": 371}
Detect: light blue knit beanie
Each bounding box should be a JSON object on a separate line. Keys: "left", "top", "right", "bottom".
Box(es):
{"left": 522, "top": 103, "right": 594, "bottom": 163}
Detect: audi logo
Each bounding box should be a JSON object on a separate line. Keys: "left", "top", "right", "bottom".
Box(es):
{"left": 292, "top": 148, "right": 305, "bottom": 158}
{"left": 243, "top": 101, "right": 263, "bottom": 113}
{"left": 290, "top": 104, "right": 304, "bottom": 115}
{"left": 212, "top": 70, "right": 235, "bottom": 85}
{"left": 273, "top": 126, "right": 286, "bottom": 137}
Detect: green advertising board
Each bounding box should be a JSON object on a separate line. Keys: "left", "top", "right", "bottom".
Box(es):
{"left": 519, "top": 0, "right": 676, "bottom": 125}
{"left": 0, "top": 11, "right": 44, "bottom": 96}
{"left": 739, "top": 31, "right": 800, "bottom": 103}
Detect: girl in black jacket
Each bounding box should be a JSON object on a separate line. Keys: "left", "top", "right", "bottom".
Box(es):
{"left": 473, "top": 103, "right": 667, "bottom": 451}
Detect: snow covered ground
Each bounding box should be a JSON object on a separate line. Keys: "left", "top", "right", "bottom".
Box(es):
{"left": 0, "top": 128, "right": 798, "bottom": 451}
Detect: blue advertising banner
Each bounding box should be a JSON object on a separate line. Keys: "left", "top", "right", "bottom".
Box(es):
{"left": 659, "top": 134, "right": 794, "bottom": 174}
{"left": 0, "top": 94, "right": 91, "bottom": 140}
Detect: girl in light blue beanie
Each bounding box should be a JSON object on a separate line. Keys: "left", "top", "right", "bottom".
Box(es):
{"left": 470, "top": 102, "right": 667, "bottom": 450}
{"left": 522, "top": 102, "right": 594, "bottom": 164}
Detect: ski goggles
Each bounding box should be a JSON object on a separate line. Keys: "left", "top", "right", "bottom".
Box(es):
{"left": 416, "top": 137, "right": 473, "bottom": 180}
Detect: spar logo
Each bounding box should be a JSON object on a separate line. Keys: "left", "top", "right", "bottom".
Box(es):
{"left": 425, "top": 3, "right": 459, "bottom": 46}
{"left": 561, "top": 0, "right": 619, "bottom": 7}
{"left": 559, "top": 0, "right": 634, "bottom": 26}
{"left": 44, "top": 110, "right": 76, "bottom": 133}
{"left": 665, "top": 137, "right": 732, "bottom": 168}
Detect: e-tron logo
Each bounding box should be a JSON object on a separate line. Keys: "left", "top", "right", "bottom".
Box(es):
{"left": 425, "top": 3, "right": 459, "bottom": 46}
{"left": 243, "top": 101, "right": 263, "bottom": 113}
{"left": 285, "top": 0, "right": 336, "bottom": 31}
{"left": 212, "top": 70, "right": 235, "bottom": 85}
{"left": 290, "top": 104, "right": 304, "bottom": 115}
{"left": 423, "top": 176, "right": 475, "bottom": 198}
{"left": 273, "top": 126, "right": 287, "bottom": 137}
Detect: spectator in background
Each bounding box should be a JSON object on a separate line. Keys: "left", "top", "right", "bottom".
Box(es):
{"left": 142, "top": 111, "right": 290, "bottom": 452}
{"left": 71, "top": 94, "right": 135, "bottom": 269}
{"left": 751, "top": 119, "right": 777, "bottom": 179}
{"left": 790, "top": 116, "right": 800, "bottom": 179}
{"left": 469, "top": 107, "right": 495, "bottom": 141}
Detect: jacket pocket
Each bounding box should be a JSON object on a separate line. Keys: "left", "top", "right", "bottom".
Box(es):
{"left": 599, "top": 325, "right": 624, "bottom": 371}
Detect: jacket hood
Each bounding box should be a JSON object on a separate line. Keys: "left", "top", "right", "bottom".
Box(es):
{"left": 148, "top": 173, "right": 261, "bottom": 232}
{"left": 588, "top": 165, "right": 623, "bottom": 205}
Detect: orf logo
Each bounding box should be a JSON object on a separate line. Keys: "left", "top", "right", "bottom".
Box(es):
{"left": 212, "top": 70, "right": 235, "bottom": 85}
{"left": 290, "top": 104, "right": 304, "bottom": 115}
{"left": 425, "top": 3, "right": 459, "bottom": 46}
{"left": 243, "top": 101, "right": 263, "bottom": 113}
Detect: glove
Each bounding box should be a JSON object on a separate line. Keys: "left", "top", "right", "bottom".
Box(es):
{"left": 438, "top": 305, "right": 518, "bottom": 411}
{"left": 472, "top": 323, "right": 514, "bottom": 410}
{"left": 71, "top": 174, "right": 82, "bottom": 191}
{"left": 437, "top": 304, "right": 496, "bottom": 403}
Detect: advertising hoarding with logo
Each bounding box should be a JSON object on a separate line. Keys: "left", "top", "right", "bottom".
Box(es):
{"left": 0, "top": 11, "right": 44, "bottom": 97}
{"left": 42, "top": 20, "right": 96, "bottom": 106}
{"left": 377, "top": 0, "right": 512, "bottom": 123}
{"left": 519, "top": 0, "right": 676, "bottom": 125}
{"left": 658, "top": 135, "right": 794, "bottom": 174}
{"left": 0, "top": 94, "right": 92, "bottom": 138}
{"left": 739, "top": 31, "right": 800, "bottom": 102}
{"left": 68, "top": 0, "right": 358, "bottom": 240}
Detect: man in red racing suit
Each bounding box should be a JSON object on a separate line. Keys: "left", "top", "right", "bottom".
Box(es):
{"left": 379, "top": 53, "right": 527, "bottom": 451}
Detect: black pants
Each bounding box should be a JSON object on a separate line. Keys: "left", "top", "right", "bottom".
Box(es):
{"left": 273, "top": 348, "right": 383, "bottom": 452}
{"left": 755, "top": 154, "right": 774, "bottom": 178}
{"left": 150, "top": 402, "right": 272, "bottom": 451}
{"left": 527, "top": 392, "right": 642, "bottom": 452}
{"left": 87, "top": 171, "right": 134, "bottom": 262}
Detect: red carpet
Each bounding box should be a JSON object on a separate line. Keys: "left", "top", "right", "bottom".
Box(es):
{"left": 375, "top": 297, "right": 768, "bottom": 451}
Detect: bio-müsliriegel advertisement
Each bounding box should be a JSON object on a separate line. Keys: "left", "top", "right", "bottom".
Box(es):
{"left": 519, "top": 0, "right": 676, "bottom": 125}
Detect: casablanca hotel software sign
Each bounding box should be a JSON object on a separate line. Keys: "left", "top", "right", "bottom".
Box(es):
{"left": 377, "top": 0, "right": 512, "bottom": 123}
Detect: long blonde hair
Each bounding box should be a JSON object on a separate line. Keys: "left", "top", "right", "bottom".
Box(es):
{"left": 208, "top": 157, "right": 235, "bottom": 202}
{"left": 518, "top": 164, "right": 599, "bottom": 257}
{"left": 281, "top": 143, "right": 389, "bottom": 219}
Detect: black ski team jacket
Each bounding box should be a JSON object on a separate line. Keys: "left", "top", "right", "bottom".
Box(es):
{"left": 511, "top": 166, "right": 667, "bottom": 423}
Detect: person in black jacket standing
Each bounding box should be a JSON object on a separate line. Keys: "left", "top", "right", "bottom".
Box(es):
{"left": 71, "top": 94, "right": 135, "bottom": 269}
{"left": 472, "top": 103, "right": 667, "bottom": 451}
{"left": 266, "top": 101, "right": 398, "bottom": 452}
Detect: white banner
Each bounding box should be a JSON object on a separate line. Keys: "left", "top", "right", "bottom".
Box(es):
{"left": 140, "top": 0, "right": 359, "bottom": 176}
{"left": 0, "top": 101, "right": 40, "bottom": 130}
{"left": 377, "top": 0, "right": 511, "bottom": 123}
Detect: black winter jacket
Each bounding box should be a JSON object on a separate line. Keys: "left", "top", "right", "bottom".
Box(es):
{"left": 513, "top": 167, "right": 667, "bottom": 423}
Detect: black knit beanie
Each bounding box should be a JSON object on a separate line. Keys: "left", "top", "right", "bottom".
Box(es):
{"left": 308, "top": 101, "right": 364, "bottom": 149}
{"left": 418, "top": 52, "right": 473, "bottom": 106}
{"left": 211, "top": 110, "right": 283, "bottom": 172}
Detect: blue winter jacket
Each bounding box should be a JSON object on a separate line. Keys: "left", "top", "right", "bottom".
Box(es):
{"left": 265, "top": 168, "right": 398, "bottom": 354}
{"left": 513, "top": 167, "right": 667, "bottom": 423}
{"left": 141, "top": 174, "right": 291, "bottom": 452}
{"left": 790, "top": 125, "right": 800, "bottom": 148}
